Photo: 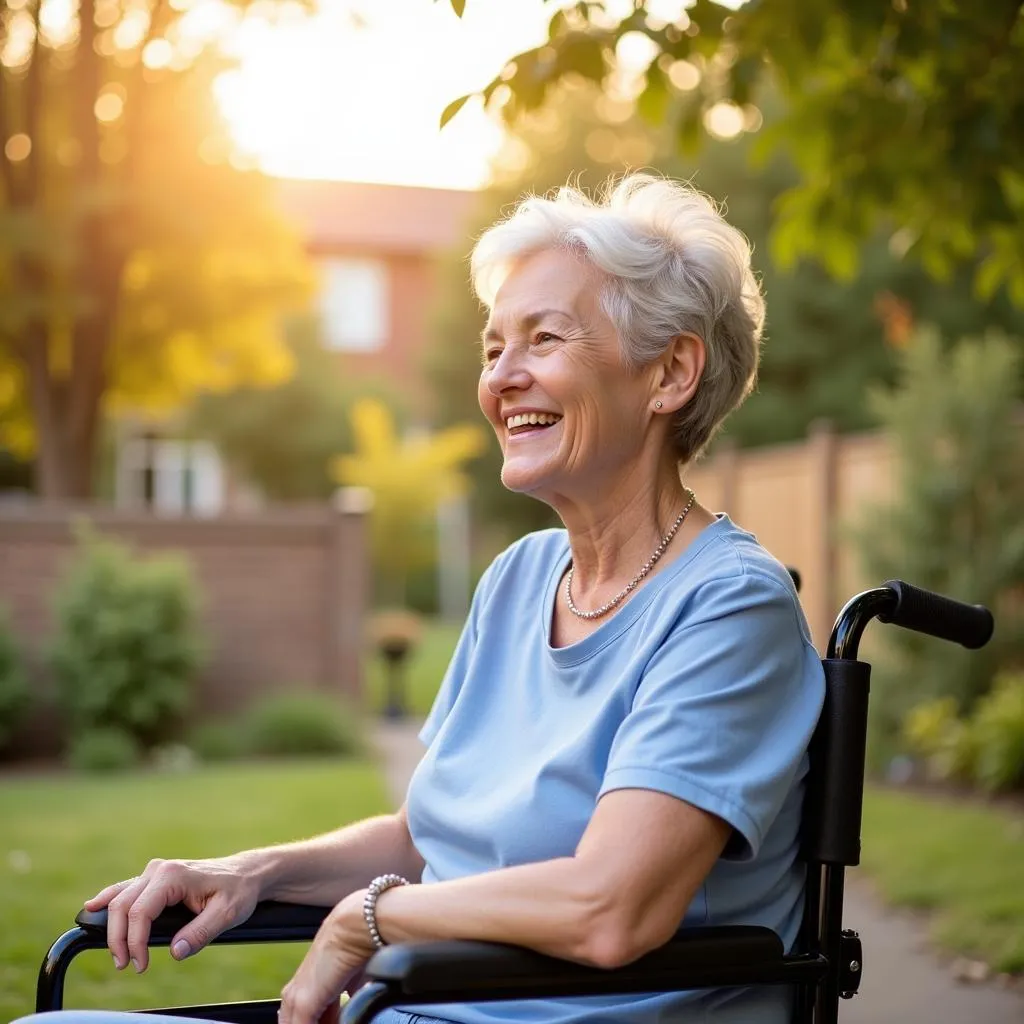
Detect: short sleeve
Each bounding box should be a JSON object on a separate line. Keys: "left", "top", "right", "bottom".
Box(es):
{"left": 418, "top": 552, "right": 505, "bottom": 749}
{"left": 598, "top": 571, "right": 824, "bottom": 861}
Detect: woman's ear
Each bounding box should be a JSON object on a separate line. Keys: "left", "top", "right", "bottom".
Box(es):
{"left": 652, "top": 333, "right": 705, "bottom": 414}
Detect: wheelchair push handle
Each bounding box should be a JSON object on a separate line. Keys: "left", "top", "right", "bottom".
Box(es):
{"left": 879, "top": 579, "right": 994, "bottom": 650}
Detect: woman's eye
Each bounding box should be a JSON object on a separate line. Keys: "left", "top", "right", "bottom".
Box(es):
{"left": 483, "top": 348, "right": 502, "bottom": 365}
{"left": 535, "top": 332, "right": 560, "bottom": 344}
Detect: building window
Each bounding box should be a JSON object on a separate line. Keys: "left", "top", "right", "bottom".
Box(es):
{"left": 318, "top": 257, "right": 388, "bottom": 352}
{"left": 117, "top": 434, "right": 225, "bottom": 517}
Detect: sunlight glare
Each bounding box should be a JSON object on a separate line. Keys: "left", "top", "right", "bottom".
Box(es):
{"left": 216, "top": 0, "right": 559, "bottom": 190}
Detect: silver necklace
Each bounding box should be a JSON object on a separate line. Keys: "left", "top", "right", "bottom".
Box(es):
{"left": 565, "top": 488, "right": 697, "bottom": 620}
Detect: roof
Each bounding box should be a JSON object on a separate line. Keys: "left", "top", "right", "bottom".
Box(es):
{"left": 276, "top": 179, "right": 479, "bottom": 255}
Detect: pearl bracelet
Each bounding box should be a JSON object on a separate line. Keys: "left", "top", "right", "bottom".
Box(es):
{"left": 362, "top": 873, "right": 409, "bottom": 949}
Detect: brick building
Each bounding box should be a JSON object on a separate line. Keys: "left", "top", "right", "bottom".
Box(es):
{"left": 115, "top": 180, "right": 477, "bottom": 516}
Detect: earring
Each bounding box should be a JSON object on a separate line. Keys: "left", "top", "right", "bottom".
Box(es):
{"left": 655, "top": 400, "right": 663, "bottom": 409}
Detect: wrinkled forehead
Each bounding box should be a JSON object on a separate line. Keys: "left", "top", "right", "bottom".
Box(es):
{"left": 485, "top": 248, "right": 607, "bottom": 333}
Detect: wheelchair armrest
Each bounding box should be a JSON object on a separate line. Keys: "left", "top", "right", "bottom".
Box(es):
{"left": 74, "top": 901, "right": 330, "bottom": 946}
{"left": 347, "top": 925, "right": 786, "bottom": 1015}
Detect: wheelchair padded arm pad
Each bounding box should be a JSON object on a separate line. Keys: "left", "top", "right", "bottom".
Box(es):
{"left": 365, "top": 926, "right": 784, "bottom": 1000}
{"left": 74, "top": 901, "right": 330, "bottom": 946}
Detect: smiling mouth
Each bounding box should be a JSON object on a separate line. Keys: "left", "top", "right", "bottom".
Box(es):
{"left": 505, "top": 413, "right": 562, "bottom": 437}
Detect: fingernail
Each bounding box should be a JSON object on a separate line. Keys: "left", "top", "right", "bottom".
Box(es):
{"left": 172, "top": 939, "right": 191, "bottom": 960}
{"left": 131, "top": 958, "right": 141, "bottom": 973}
{"left": 112, "top": 954, "right": 123, "bottom": 970}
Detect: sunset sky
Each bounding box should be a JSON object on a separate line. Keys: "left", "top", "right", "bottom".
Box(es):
{"left": 214, "top": 0, "right": 695, "bottom": 190}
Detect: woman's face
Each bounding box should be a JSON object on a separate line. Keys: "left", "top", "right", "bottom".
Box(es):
{"left": 478, "top": 248, "right": 659, "bottom": 504}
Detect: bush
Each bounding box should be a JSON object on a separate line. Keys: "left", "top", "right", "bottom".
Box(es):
{"left": 188, "top": 720, "right": 248, "bottom": 762}
{"left": 0, "top": 606, "right": 29, "bottom": 752}
{"left": 50, "top": 526, "right": 205, "bottom": 750}
{"left": 854, "top": 330, "right": 1024, "bottom": 748}
{"left": 68, "top": 728, "right": 141, "bottom": 773}
{"left": 240, "top": 694, "right": 364, "bottom": 759}
{"left": 902, "top": 674, "right": 1024, "bottom": 793}
{"left": 972, "top": 674, "right": 1024, "bottom": 793}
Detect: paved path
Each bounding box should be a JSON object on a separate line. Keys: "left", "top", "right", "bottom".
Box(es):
{"left": 371, "top": 720, "right": 1023, "bottom": 1023}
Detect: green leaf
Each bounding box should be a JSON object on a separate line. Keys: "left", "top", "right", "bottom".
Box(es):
{"left": 439, "top": 94, "right": 471, "bottom": 128}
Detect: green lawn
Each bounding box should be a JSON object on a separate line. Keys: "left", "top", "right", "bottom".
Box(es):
{"left": 0, "top": 759, "right": 390, "bottom": 1020}
{"left": 861, "top": 786, "right": 1024, "bottom": 973}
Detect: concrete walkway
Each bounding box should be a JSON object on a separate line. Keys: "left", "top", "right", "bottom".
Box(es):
{"left": 371, "top": 720, "right": 1024, "bottom": 1023}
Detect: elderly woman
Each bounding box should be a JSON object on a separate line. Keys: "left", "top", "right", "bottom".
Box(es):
{"left": 20, "top": 175, "right": 824, "bottom": 1024}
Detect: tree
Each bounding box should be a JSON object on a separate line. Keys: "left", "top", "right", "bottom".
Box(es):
{"left": 447, "top": 0, "right": 1024, "bottom": 304}
{"left": 853, "top": 330, "right": 1024, "bottom": 753}
{"left": 0, "top": 1, "right": 311, "bottom": 497}
{"left": 331, "top": 398, "right": 485, "bottom": 602}
{"left": 184, "top": 317, "right": 408, "bottom": 501}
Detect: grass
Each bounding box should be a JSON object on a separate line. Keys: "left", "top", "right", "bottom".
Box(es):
{"left": 861, "top": 785, "right": 1024, "bottom": 973}
{"left": 363, "top": 620, "right": 462, "bottom": 718}
{"left": 0, "top": 759, "right": 390, "bottom": 1020}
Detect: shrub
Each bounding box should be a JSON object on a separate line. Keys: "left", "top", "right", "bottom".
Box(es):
{"left": 50, "top": 526, "right": 205, "bottom": 749}
{"left": 68, "top": 728, "right": 141, "bottom": 773}
{"left": 188, "top": 720, "right": 247, "bottom": 762}
{"left": 0, "top": 606, "right": 29, "bottom": 752}
{"left": 902, "top": 674, "right": 1024, "bottom": 793}
{"left": 854, "top": 330, "right": 1024, "bottom": 749}
{"left": 902, "top": 697, "right": 978, "bottom": 784}
{"left": 241, "top": 694, "right": 364, "bottom": 759}
{"left": 971, "top": 674, "right": 1024, "bottom": 794}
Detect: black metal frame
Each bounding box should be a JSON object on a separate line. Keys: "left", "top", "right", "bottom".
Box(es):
{"left": 35, "top": 579, "right": 993, "bottom": 1024}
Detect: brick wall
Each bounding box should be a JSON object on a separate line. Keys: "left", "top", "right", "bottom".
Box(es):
{"left": 0, "top": 498, "right": 368, "bottom": 754}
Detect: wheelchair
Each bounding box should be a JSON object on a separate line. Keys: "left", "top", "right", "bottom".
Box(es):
{"left": 35, "top": 578, "right": 994, "bottom": 1024}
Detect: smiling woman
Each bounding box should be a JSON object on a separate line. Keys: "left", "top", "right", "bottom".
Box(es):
{"left": 12, "top": 173, "right": 825, "bottom": 1024}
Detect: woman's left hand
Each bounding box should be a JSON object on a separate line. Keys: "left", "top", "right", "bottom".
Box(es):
{"left": 279, "top": 891, "right": 374, "bottom": 1024}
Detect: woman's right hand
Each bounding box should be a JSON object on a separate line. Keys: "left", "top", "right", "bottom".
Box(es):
{"left": 83, "top": 855, "right": 262, "bottom": 973}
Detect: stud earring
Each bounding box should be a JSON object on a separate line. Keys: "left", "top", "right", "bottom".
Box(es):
{"left": 655, "top": 400, "right": 663, "bottom": 409}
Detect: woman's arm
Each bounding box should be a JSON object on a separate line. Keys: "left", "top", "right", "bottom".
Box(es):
{"left": 250, "top": 803, "right": 425, "bottom": 906}
{"left": 85, "top": 804, "right": 424, "bottom": 973}
{"left": 369, "top": 789, "right": 729, "bottom": 968}
{"left": 279, "top": 789, "right": 728, "bottom": 1024}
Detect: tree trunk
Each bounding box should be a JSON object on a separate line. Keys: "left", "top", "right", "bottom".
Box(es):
{"left": 24, "top": 331, "right": 101, "bottom": 500}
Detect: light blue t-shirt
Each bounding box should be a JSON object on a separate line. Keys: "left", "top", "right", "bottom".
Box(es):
{"left": 404, "top": 515, "right": 825, "bottom": 1024}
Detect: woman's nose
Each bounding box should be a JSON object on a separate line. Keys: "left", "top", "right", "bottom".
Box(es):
{"left": 486, "top": 347, "right": 532, "bottom": 397}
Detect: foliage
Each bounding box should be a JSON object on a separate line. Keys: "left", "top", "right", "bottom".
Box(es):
{"left": 861, "top": 785, "right": 1024, "bottom": 975}
{"left": 188, "top": 719, "right": 248, "bottom": 762}
{"left": 0, "top": 605, "right": 29, "bottom": 751}
{"left": 424, "top": 83, "right": 1024, "bottom": 544}
{"left": 50, "top": 527, "right": 205, "bottom": 748}
{"left": 855, "top": 330, "right": 1024, "bottom": 746}
{"left": 453, "top": 0, "right": 1024, "bottom": 304}
{"left": 332, "top": 398, "right": 486, "bottom": 601}
{"left": 0, "top": 759, "right": 389, "bottom": 1019}
{"left": 973, "top": 675, "right": 1024, "bottom": 793}
{"left": 67, "top": 727, "right": 141, "bottom": 774}
{"left": 0, "top": 3, "right": 312, "bottom": 497}
{"left": 237, "top": 693, "right": 365, "bottom": 759}
{"left": 184, "top": 318, "right": 407, "bottom": 500}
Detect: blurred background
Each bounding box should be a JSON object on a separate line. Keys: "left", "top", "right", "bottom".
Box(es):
{"left": 1, "top": 0, "right": 1022, "bottom": 1016}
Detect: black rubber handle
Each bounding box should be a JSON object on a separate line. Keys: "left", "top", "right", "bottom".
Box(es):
{"left": 879, "top": 580, "right": 994, "bottom": 649}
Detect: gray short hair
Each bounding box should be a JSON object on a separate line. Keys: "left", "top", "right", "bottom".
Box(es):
{"left": 471, "top": 174, "right": 765, "bottom": 464}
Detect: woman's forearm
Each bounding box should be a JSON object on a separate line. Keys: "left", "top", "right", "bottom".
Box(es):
{"left": 237, "top": 807, "right": 425, "bottom": 907}
{"left": 367, "top": 856, "right": 651, "bottom": 969}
